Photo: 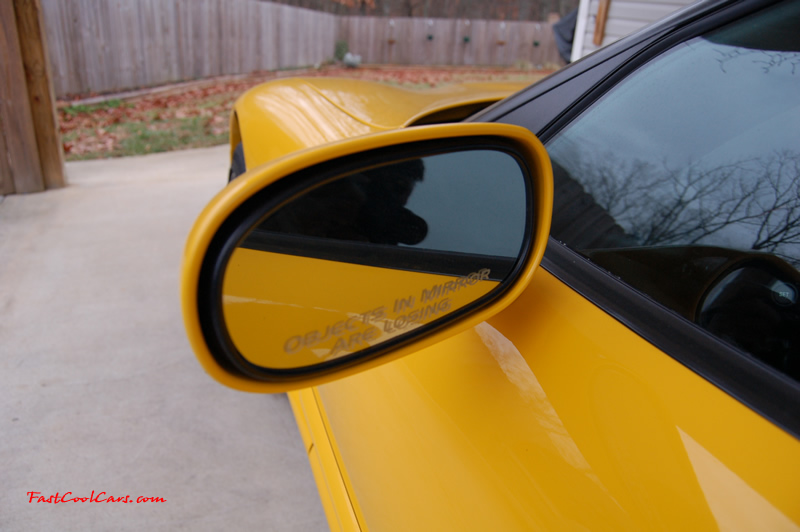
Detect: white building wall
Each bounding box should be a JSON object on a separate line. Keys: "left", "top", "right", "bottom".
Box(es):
{"left": 571, "top": 0, "right": 696, "bottom": 61}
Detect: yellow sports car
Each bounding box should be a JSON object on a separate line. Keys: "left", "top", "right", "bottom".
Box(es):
{"left": 182, "top": 0, "right": 800, "bottom": 528}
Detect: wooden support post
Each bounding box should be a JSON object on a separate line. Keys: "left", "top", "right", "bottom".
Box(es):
{"left": 0, "top": 0, "right": 64, "bottom": 195}
{"left": 14, "top": 0, "right": 65, "bottom": 190}
{"left": 593, "top": 0, "right": 611, "bottom": 47}
{"left": 0, "top": 0, "right": 44, "bottom": 194}
{"left": 0, "top": 115, "right": 15, "bottom": 195}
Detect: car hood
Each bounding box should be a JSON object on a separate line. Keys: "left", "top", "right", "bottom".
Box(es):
{"left": 233, "top": 77, "right": 528, "bottom": 169}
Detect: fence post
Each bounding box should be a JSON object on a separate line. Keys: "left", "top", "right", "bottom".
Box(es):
{"left": 15, "top": 0, "right": 65, "bottom": 190}
{"left": 1, "top": 0, "right": 44, "bottom": 194}
{"left": 0, "top": 0, "right": 63, "bottom": 195}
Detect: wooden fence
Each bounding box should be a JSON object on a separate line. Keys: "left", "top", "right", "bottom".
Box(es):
{"left": 42, "top": 0, "right": 562, "bottom": 98}
{"left": 42, "top": 0, "right": 338, "bottom": 97}
{"left": 339, "top": 17, "right": 561, "bottom": 68}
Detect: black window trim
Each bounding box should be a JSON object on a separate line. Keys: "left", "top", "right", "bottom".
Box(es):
{"left": 520, "top": 0, "right": 800, "bottom": 439}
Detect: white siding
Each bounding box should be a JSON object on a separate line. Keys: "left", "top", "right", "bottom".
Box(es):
{"left": 571, "top": 0, "right": 696, "bottom": 61}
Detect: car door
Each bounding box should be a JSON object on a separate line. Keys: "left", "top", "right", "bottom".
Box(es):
{"left": 303, "top": 0, "right": 800, "bottom": 529}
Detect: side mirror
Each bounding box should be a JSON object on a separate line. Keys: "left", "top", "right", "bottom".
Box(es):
{"left": 182, "top": 123, "right": 552, "bottom": 392}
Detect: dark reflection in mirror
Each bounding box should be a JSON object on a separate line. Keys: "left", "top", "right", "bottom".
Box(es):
{"left": 260, "top": 159, "right": 428, "bottom": 245}
{"left": 240, "top": 150, "right": 527, "bottom": 279}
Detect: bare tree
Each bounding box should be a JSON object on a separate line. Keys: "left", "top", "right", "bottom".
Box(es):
{"left": 748, "top": 152, "right": 800, "bottom": 257}
{"left": 716, "top": 48, "right": 800, "bottom": 75}
{"left": 558, "top": 149, "right": 800, "bottom": 265}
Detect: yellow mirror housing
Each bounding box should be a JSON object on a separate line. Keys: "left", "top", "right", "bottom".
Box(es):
{"left": 182, "top": 123, "right": 552, "bottom": 392}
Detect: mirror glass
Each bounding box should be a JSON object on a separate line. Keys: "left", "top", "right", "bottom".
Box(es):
{"left": 221, "top": 149, "right": 529, "bottom": 370}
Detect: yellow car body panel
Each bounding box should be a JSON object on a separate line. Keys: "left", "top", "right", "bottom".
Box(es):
{"left": 222, "top": 78, "right": 800, "bottom": 530}
{"left": 232, "top": 77, "right": 528, "bottom": 170}
{"left": 310, "top": 268, "right": 800, "bottom": 530}
{"left": 288, "top": 389, "right": 361, "bottom": 532}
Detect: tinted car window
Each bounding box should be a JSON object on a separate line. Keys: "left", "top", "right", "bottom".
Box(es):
{"left": 546, "top": 0, "right": 800, "bottom": 379}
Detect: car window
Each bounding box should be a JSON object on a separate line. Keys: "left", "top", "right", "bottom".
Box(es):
{"left": 546, "top": 0, "right": 800, "bottom": 380}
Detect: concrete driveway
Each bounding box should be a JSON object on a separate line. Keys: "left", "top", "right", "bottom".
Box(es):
{"left": 0, "top": 146, "right": 328, "bottom": 531}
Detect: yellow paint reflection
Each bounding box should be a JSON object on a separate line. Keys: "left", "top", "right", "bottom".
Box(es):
{"left": 679, "top": 428, "right": 800, "bottom": 531}
{"left": 475, "top": 322, "right": 595, "bottom": 474}
{"left": 223, "top": 248, "right": 496, "bottom": 369}
{"left": 254, "top": 84, "right": 374, "bottom": 148}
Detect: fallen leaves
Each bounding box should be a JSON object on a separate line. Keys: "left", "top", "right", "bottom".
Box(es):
{"left": 58, "top": 65, "right": 551, "bottom": 160}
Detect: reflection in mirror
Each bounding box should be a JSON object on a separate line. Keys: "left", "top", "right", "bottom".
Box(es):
{"left": 221, "top": 149, "right": 528, "bottom": 371}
